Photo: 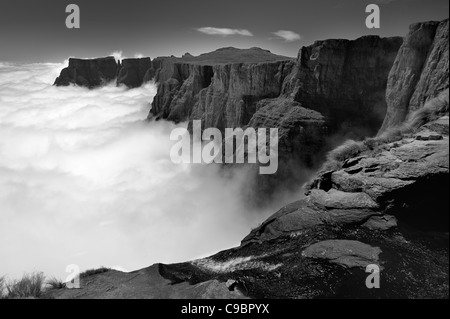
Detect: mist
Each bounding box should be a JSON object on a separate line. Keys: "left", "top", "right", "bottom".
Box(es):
{"left": 0, "top": 62, "right": 291, "bottom": 280}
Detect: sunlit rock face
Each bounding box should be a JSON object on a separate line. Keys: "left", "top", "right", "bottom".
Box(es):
{"left": 380, "top": 19, "right": 449, "bottom": 133}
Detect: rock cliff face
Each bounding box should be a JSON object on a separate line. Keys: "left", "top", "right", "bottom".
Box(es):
{"left": 151, "top": 38, "right": 402, "bottom": 137}
{"left": 290, "top": 36, "right": 403, "bottom": 134}
{"left": 54, "top": 57, "right": 155, "bottom": 88}
{"left": 380, "top": 19, "right": 449, "bottom": 132}
{"left": 117, "top": 58, "right": 152, "bottom": 88}
{"left": 54, "top": 57, "right": 119, "bottom": 88}
{"left": 149, "top": 40, "right": 402, "bottom": 196}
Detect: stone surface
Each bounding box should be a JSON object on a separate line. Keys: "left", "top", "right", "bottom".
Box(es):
{"left": 45, "top": 265, "right": 247, "bottom": 299}
{"left": 362, "top": 215, "right": 398, "bottom": 230}
{"left": 301, "top": 240, "right": 382, "bottom": 268}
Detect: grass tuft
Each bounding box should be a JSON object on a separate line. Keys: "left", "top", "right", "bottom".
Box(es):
{"left": 326, "top": 140, "right": 369, "bottom": 164}
{"left": 80, "top": 267, "right": 111, "bottom": 279}
{"left": 46, "top": 277, "right": 66, "bottom": 290}
{"left": 4, "top": 272, "right": 46, "bottom": 299}
{"left": 0, "top": 276, "right": 6, "bottom": 299}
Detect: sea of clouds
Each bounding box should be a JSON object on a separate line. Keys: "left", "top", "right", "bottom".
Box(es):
{"left": 0, "top": 61, "right": 288, "bottom": 280}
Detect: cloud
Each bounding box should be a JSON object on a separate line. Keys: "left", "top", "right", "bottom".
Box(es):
{"left": 109, "top": 51, "right": 124, "bottom": 61}
{"left": 197, "top": 27, "right": 253, "bottom": 37}
{"left": 272, "top": 30, "right": 302, "bottom": 42}
{"left": 0, "top": 62, "right": 295, "bottom": 280}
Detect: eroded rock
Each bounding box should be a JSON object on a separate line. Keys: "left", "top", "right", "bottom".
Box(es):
{"left": 301, "top": 240, "right": 382, "bottom": 268}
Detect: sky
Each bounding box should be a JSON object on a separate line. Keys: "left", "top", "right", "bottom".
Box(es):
{"left": 0, "top": 0, "right": 448, "bottom": 62}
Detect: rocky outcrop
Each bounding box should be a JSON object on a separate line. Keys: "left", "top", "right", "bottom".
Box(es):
{"left": 54, "top": 57, "right": 156, "bottom": 88}
{"left": 301, "top": 240, "right": 382, "bottom": 269}
{"left": 151, "top": 105, "right": 447, "bottom": 300}
{"left": 244, "top": 114, "right": 449, "bottom": 243}
{"left": 117, "top": 58, "right": 152, "bottom": 88}
{"left": 380, "top": 19, "right": 449, "bottom": 132}
{"left": 54, "top": 57, "right": 119, "bottom": 88}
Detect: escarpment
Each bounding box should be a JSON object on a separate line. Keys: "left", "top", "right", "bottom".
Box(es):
{"left": 149, "top": 39, "right": 402, "bottom": 197}
{"left": 151, "top": 38, "right": 403, "bottom": 137}
{"left": 380, "top": 19, "right": 449, "bottom": 132}
{"left": 117, "top": 57, "right": 152, "bottom": 88}
{"left": 54, "top": 57, "right": 119, "bottom": 88}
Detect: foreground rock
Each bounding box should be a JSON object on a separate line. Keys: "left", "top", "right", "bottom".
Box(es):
{"left": 301, "top": 240, "right": 382, "bottom": 269}
{"left": 45, "top": 265, "right": 246, "bottom": 299}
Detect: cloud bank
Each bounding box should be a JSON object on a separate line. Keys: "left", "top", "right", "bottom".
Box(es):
{"left": 0, "top": 62, "right": 286, "bottom": 280}
{"left": 272, "top": 30, "right": 302, "bottom": 42}
{"left": 197, "top": 27, "right": 253, "bottom": 37}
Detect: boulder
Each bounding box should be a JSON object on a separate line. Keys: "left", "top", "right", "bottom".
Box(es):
{"left": 301, "top": 240, "right": 382, "bottom": 268}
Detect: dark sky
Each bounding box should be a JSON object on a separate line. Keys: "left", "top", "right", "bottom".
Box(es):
{"left": 0, "top": 0, "right": 448, "bottom": 62}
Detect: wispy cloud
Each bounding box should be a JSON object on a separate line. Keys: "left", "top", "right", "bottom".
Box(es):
{"left": 197, "top": 27, "right": 253, "bottom": 37}
{"left": 272, "top": 30, "right": 302, "bottom": 42}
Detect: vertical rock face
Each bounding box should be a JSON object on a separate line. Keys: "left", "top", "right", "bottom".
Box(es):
{"left": 189, "top": 61, "right": 292, "bottom": 131}
{"left": 380, "top": 19, "right": 449, "bottom": 133}
{"left": 151, "top": 37, "right": 402, "bottom": 138}
{"left": 117, "top": 58, "right": 152, "bottom": 88}
{"left": 54, "top": 57, "right": 119, "bottom": 88}
{"left": 152, "top": 63, "right": 213, "bottom": 122}
{"left": 291, "top": 36, "right": 403, "bottom": 135}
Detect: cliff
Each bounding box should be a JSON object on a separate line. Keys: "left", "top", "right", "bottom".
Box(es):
{"left": 380, "top": 19, "right": 449, "bottom": 132}
{"left": 151, "top": 38, "right": 402, "bottom": 136}
{"left": 117, "top": 57, "right": 152, "bottom": 88}
{"left": 54, "top": 57, "right": 119, "bottom": 88}
{"left": 290, "top": 36, "right": 403, "bottom": 134}
{"left": 54, "top": 57, "right": 156, "bottom": 88}
{"left": 149, "top": 40, "right": 402, "bottom": 197}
